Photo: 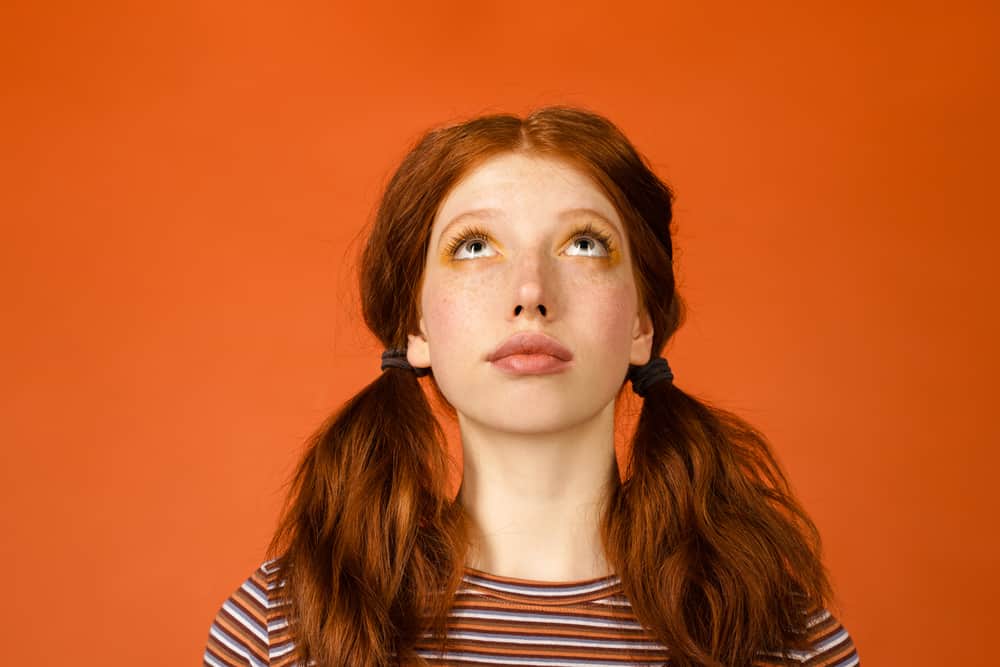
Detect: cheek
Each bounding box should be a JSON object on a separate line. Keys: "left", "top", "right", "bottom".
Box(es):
{"left": 568, "top": 269, "right": 637, "bottom": 350}
{"left": 421, "top": 276, "right": 494, "bottom": 352}
{"left": 592, "top": 288, "right": 637, "bottom": 351}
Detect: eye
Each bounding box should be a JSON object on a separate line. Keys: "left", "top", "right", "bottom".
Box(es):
{"left": 564, "top": 222, "right": 615, "bottom": 258}
{"left": 445, "top": 224, "right": 499, "bottom": 261}
{"left": 444, "top": 221, "right": 616, "bottom": 260}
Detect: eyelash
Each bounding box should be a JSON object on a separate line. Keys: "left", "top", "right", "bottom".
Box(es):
{"left": 444, "top": 222, "right": 616, "bottom": 258}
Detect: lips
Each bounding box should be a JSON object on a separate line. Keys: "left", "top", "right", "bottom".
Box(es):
{"left": 486, "top": 331, "right": 573, "bottom": 362}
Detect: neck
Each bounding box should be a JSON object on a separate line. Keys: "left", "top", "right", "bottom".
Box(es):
{"left": 456, "top": 398, "right": 619, "bottom": 582}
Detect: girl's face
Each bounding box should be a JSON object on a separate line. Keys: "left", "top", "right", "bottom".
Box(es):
{"left": 407, "top": 152, "right": 653, "bottom": 434}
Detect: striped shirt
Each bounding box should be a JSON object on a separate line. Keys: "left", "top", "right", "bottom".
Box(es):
{"left": 204, "top": 560, "right": 860, "bottom": 666}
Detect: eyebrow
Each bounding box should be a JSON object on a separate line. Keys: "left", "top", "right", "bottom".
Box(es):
{"left": 435, "top": 207, "right": 624, "bottom": 249}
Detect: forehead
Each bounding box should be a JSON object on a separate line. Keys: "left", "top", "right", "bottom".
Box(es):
{"left": 433, "top": 152, "right": 621, "bottom": 228}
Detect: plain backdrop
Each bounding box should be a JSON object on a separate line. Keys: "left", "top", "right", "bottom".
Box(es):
{"left": 2, "top": 0, "right": 997, "bottom": 664}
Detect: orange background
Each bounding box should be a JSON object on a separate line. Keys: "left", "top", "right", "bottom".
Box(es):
{"left": 2, "top": 0, "right": 996, "bottom": 664}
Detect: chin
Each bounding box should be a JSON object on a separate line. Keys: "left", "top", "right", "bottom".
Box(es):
{"left": 476, "top": 402, "right": 597, "bottom": 433}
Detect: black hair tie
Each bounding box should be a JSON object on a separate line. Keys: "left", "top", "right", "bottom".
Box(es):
{"left": 626, "top": 356, "right": 674, "bottom": 397}
{"left": 381, "top": 348, "right": 431, "bottom": 377}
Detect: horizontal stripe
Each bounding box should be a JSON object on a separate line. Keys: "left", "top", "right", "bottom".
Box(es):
{"left": 412, "top": 651, "right": 667, "bottom": 667}
{"left": 204, "top": 561, "right": 859, "bottom": 666}
{"left": 221, "top": 600, "right": 268, "bottom": 644}
{"left": 447, "top": 608, "right": 645, "bottom": 630}
{"left": 463, "top": 573, "right": 620, "bottom": 597}
{"left": 208, "top": 625, "right": 267, "bottom": 667}
{"left": 424, "top": 631, "right": 665, "bottom": 650}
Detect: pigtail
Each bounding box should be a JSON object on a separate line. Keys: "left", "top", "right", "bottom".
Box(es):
{"left": 266, "top": 366, "right": 468, "bottom": 667}
{"left": 604, "top": 379, "right": 836, "bottom": 667}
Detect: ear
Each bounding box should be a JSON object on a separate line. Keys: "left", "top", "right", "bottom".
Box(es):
{"left": 628, "top": 305, "right": 654, "bottom": 366}
{"left": 406, "top": 315, "right": 431, "bottom": 370}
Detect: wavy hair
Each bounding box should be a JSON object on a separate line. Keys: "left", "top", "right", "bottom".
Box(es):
{"left": 266, "top": 106, "right": 837, "bottom": 666}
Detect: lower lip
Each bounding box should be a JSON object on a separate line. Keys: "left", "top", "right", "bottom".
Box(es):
{"left": 490, "top": 354, "right": 572, "bottom": 375}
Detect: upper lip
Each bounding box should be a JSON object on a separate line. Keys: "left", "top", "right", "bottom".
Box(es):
{"left": 487, "top": 331, "right": 573, "bottom": 362}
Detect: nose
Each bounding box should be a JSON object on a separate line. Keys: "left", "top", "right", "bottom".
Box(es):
{"left": 509, "top": 250, "right": 555, "bottom": 320}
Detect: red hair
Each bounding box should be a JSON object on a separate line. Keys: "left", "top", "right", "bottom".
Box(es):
{"left": 267, "top": 106, "right": 837, "bottom": 666}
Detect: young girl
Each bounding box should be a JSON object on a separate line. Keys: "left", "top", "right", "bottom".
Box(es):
{"left": 204, "top": 106, "right": 859, "bottom": 667}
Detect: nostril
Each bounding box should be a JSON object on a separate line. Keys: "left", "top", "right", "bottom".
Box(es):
{"left": 513, "top": 304, "right": 547, "bottom": 316}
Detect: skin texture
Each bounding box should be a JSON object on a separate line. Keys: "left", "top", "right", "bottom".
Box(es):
{"left": 406, "top": 152, "right": 654, "bottom": 581}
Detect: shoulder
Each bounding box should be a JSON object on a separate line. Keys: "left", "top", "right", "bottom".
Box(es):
{"left": 754, "top": 606, "right": 860, "bottom": 666}
{"left": 203, "top": 559, "right": 296, "bottom": 667}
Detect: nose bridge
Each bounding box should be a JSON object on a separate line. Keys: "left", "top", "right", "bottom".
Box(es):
{"left": 509, "top": 241, "right": 554, "bottom": 317}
